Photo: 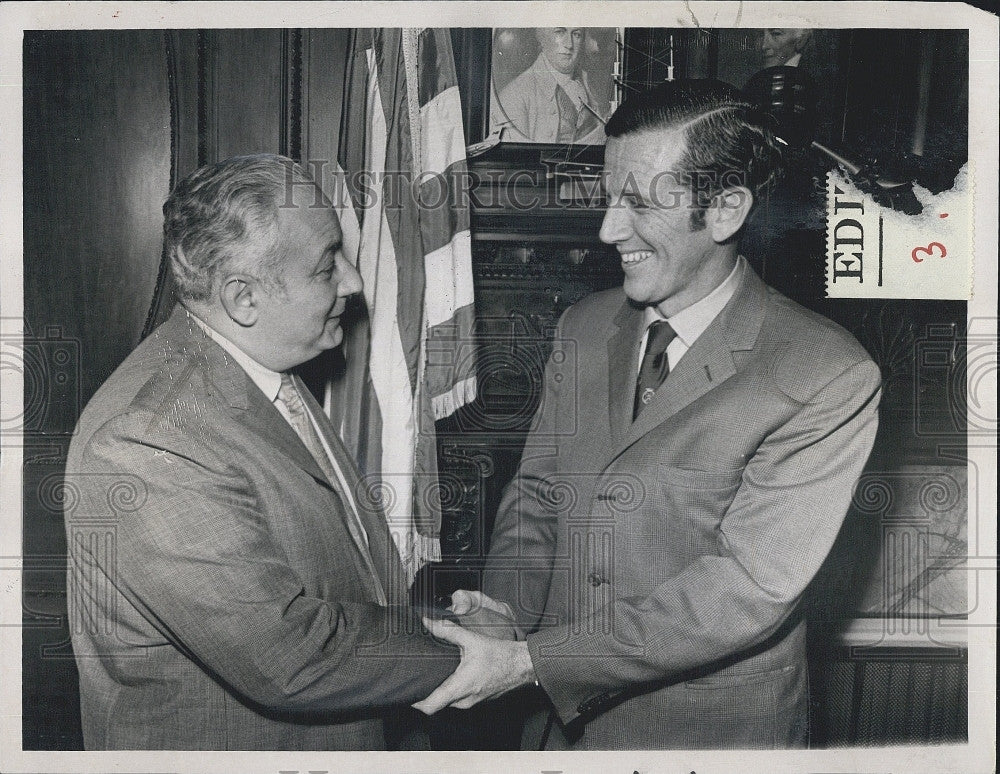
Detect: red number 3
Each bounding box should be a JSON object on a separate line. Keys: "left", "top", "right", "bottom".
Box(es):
{"left": 912, "top": 242, "right": 947, "bottom": 263}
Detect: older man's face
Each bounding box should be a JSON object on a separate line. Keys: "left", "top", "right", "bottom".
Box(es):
{"left": 537, "top": 27, "right": 584, "bottom": 75}
{"left": 252, "top": 192, "right": 362, "bottom": 372}
{"left": 760, "top": 29, "right": 809, "bottom": 68}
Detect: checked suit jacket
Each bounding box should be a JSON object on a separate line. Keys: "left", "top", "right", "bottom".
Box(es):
{"left": 483, "top": 262, "right": 882, "bottom": 749}
{"left": 64, "top": 307, "right": 458, "bottom": 750}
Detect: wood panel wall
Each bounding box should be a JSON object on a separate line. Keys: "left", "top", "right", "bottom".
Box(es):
{"left": 23, "top": 29, "right": 172, "bottom": 750}
{"left": 24, "top": 30, "right": 171, "bottom": 409}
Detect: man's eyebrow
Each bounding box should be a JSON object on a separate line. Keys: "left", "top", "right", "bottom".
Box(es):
{"left": 619, "top": 190, "right": 648, "bottom": 206}
{"left": 312, "top": 241, "right": 342, "bottom": 270}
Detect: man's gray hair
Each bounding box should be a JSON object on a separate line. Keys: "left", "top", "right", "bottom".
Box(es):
{"left": 163, "top": 154, "right": 313, "bottom": 302}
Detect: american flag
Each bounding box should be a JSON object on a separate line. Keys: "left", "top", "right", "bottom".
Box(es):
{"left": 328, "top": 28, "right": 477, "bottom": 582}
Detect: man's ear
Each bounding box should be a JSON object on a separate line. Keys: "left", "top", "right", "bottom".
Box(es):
{"left": 219, "top": 274, "right": 259, "bottom": 327}
{"left": 708, "top": 187, "right": 754, "bottom": 244}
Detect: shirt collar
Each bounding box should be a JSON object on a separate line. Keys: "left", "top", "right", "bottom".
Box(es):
{"left": 185, "top": 308, "right": 283, "bottom": 403}
{"left": 785, "top": 53, "right": 803, "bottom": 67}
{"left": 643, "top": 256, "right": 745, "bottom": 348}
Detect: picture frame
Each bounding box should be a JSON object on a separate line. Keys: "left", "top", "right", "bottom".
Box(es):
{"left": 487, "top": 27, "right": 621, "bottom": 146}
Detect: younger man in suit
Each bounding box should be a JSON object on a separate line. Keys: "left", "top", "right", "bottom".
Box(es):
{"left": 413, "top": 80, "right": 882, "bottom": 750}
{"left": 65, "top": 155, "right": 459, "bottom": 749}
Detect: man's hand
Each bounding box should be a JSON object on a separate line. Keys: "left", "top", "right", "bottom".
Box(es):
{"left": 412, "top": 617, "right": 535, "bottom": 714}
{"left": 449, "top": 589, "right": 518, "bottom": 641}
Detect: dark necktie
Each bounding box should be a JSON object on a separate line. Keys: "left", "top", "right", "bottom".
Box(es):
{"left": 634, "top": 320, "right": 677, "bottom": 420}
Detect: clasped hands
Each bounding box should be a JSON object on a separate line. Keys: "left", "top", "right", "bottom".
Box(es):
{"left": 412, "top": 590, "right": 537, "bottom": 715}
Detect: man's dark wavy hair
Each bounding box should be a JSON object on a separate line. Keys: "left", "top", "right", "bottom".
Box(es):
{"left": 605, "top": 79, "right": 784, "bottom": 229}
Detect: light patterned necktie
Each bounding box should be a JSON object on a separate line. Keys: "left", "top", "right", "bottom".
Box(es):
{"left": 277, "top": 373, "right": 387, "bottom": 605}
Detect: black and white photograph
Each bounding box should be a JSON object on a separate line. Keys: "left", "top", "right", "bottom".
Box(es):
{"left": 0, "top": 3, "right": 995, "bottom": 773}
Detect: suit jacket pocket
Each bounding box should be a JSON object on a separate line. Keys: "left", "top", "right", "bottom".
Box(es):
{"left": 628, "top": 466, "right": 744, "bottom": 568}
{"left": 657, "top": 466, "right": 742, "bottom": 491}
{"left": 684, "top": 663, "right": 796, "bottom": 690}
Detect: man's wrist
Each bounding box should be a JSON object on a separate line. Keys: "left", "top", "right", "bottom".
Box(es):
{"left": 515, "top": 641, "right": 538, "bottom": 688}
{"left": 498, "top": 601, "right": 529, "bottom": 642}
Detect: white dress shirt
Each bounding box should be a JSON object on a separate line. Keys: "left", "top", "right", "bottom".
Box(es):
{"left": 638, "top": 257, "right": 745, "bottom": 374}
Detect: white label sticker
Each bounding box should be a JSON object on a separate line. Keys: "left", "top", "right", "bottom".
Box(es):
{"left": 826, "top": 165, "right": 972, "bottom": 299}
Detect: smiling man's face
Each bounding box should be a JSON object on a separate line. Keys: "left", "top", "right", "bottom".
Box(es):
{"left": 599, "top": 128, "right": 741, "bottom": 317}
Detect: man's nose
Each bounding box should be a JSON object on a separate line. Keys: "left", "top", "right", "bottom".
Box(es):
{"left": 338, "top": 256, "right": 364, "bottom": 297}
{"left": 598, "top": 203, "right": 630, "bottom": 245}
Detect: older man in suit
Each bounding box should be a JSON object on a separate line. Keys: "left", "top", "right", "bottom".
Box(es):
{"left": 414, "top": 80, "right": 882, "bottom": 749}
{"left": 64, "top": 155, "right": 461, "bottom": 750}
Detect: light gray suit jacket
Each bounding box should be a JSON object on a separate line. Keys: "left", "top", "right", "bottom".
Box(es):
{"left": 483, "top": 264, "right": 882, "bottom": 749}
{"left": 65, "top": 308, "right": 458, "bottom": 749}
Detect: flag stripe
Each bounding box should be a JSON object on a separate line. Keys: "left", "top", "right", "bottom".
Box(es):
{"left": 418, "top": 161, "right": 470, "bottom": 257}
{"left": 425, "top": 298, "right": 476, "bottom": 420}
{"left": 416, "top": 28, "right": 457, "bottom": 107}
{"left": 423, "top": 233, "right": 475, "bottom": 327}
{"left": 419, "top": 85, "right": 467, "bottom": 177}
{"left": 362, "top": 44, "right": 423, "bottom": 572}
{"left": 338, "top": 31, "right": 373, "bottom": 227}
{"left": 330, "top": 28, "right": 477, "bottom": 581}
{"left": 330, "top": 34, "right": 384, "bottom": 482}
{"left": 374, "top": 30, "right": 424, "bottom": 394}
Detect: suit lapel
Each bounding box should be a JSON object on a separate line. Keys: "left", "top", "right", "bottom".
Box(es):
{"left": 607, "top": 301, "right": 645, "bottom": 442}
{"left": 240, "top": 385, "right": 333, "bottom": 488}
{"left": 621, "top": 321, "right": 737, "bottom": 449}
{"left": 157, "top": 309, "right": 398, "bottom": 602}
{"left": 611, "top": 263, "right": 769, "bottom": 463}
{"left": 162, "top": 307, "right": 334, "bottom": 488}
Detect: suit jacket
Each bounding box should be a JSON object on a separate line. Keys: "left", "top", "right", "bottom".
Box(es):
{"left": 482, "top": 264, "right": 882, "bottom": 749}
{"left": 64, "top": 308, "right": 458, "bottom": 750}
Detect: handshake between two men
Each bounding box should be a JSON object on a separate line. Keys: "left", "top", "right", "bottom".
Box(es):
{"left": 66, "top": 78, "right": 881, "bottom": 751}
{"left": 412, "top": 590, "right": 536, "bottom": 716}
